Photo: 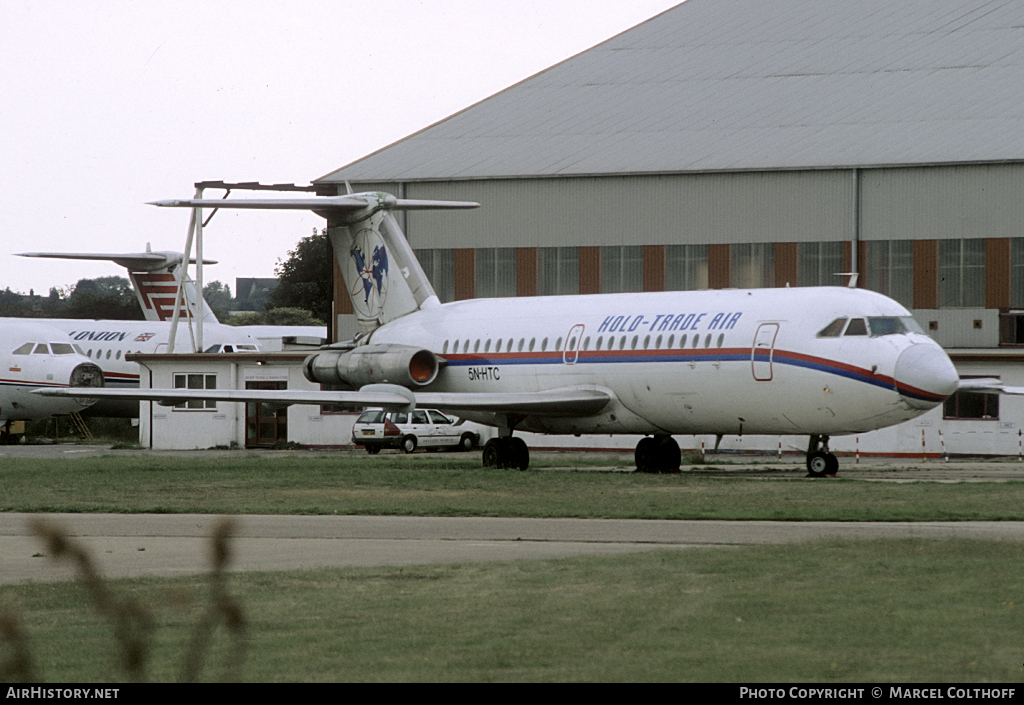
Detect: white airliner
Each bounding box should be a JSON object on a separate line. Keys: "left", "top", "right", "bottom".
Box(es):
{"left": 0, "top": 319, "right": 103, "bottom": 439}
{"left": 12, "top": 248, "right": 264, "bottom": 416}
{"left": 38, "top": 190, "right": 963, "bottom": 476}
{"left": 19, "top": 246, "right": 326, "bottom": 349}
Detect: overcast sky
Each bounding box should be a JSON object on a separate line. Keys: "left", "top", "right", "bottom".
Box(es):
{"left": 0, "top": 0, "right": 680, "bottom": 298}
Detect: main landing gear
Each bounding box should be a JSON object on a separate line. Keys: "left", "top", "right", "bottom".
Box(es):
{"left": 806, "top": 434, "right": 839, "bottom": 478}
{"left": 634, "top": 435, "right": 682, "bottom": 473}
{"left": 483, "top": 436, "right": 530, "bottom": 470}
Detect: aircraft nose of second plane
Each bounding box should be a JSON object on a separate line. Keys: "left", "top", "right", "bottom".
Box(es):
{"left": 893, "top": 343, "right": 959, "bottom": 409}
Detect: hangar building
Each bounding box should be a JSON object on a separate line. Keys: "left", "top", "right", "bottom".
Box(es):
{"left": 303, "top": 0, "right": 1024, "bottom": 457}
{"left": 140, "top": 0, "right": 1024, "bottom": 456}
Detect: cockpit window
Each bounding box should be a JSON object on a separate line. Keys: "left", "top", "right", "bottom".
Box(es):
{"left": 870, "top": 316, "right": 925, "bottom": 335}
{"left": 817, "top": 318, "right": 847, "bottom": 337}
{"left": 33, "top": 344, "right": 50, "bottom": 354}
{"left": 844, "top": 318, "right": 868, "bottom": 336}
{"left": 50, "top": 343, "right": 75, "bottom": 355}
{"left": 12, "top": 343, "right": 33, "bottom": 355}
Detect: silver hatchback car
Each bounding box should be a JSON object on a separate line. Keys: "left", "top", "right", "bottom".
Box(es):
{"left": 351, "top": 408, "right": 480, "bottom": 454}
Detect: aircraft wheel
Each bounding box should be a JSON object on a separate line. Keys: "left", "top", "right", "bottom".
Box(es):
{"left": 634, "top": 437, "right": 658, "bottom": 473}
{"left": 459, "top": 433, "right": 476, "bottom": 452}
{"left": 401, "top": 435, "right": 418, "bottom": 454}
{"left": 657, "top": 436, "right": 682, "bottom": 473}
{"left": 806, "top": 450, "right": 830, "bottom": 478}
{"left": 510, "top": 437, "right": 530, "bottom": 471}
{"left": 824, "top": 452, "right": 840, "bottom": 476}
{"left": 482, "top": 438, "right": 503, "bottom": 467}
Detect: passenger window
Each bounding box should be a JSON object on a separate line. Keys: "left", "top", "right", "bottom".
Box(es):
{"left": 391, "top": 412, "right": 408, "bottom": 424}
{"left": 474, "top": 339, "right": 480, "bottom": 353}
{"left": 655, "top": 335, "right": 663, "bottom": 349}
{"left": 844, "top": 318, "right": 868, "bottom": 336}
{"left": 631, "top": 336, "right": 639, "bottom": 350}
{"left": 818, "top": 318, "right": 847, "bottom": 337}
{"left": 583, "top": 336, "right": 590, "bottom": 350}
{"left": 412, "top": 411, "right": 429, "bottom": 424}
{"left": 704, "top": 334, "right": 711, "bottom": 348}
{"left": 428, "top": 411, "right": 451, "bottom": 424}
{"left": 541, "top": 338, "right": 548, "bottom": 352}
{"left": 717, "top": 334, "right": 724, "bottom": 348}
{"left": 484, "top": 339, "right": 491, "bottom": 353}
{"left": 643, "top": 335, "right": 650, "bottom": 349}
{"left": 668, "top": 335, "right": 676, "bottom": 348}
{"left": 442, "top": 340, "right": 449, "bottom": 354}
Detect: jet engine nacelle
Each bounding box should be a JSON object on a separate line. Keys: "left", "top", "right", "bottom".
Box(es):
{"left": 303, "top": 344, "right": 441, "bottom": 389}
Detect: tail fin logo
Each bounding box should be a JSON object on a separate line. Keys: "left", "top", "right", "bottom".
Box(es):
{"left": 349, "top": 228, "right": 389, "bottom": 319}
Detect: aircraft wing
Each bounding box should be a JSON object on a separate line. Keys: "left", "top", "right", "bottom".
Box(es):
{"left": 33, "top": 385, "right": 612, "bottom": 416}
{"left": 956, "top": 378, "right": 1024, "bottom": 395}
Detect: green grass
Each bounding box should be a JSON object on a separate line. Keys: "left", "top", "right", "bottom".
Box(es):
{"left": 2, "top": 452, "right": 1024, "bottom": 520}
{"left": 5, "top": 539, "right": 1024, "bottom": 682}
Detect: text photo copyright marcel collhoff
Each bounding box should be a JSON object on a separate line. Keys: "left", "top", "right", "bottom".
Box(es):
{"left": 738, "top": 687, "right": 1018, "bottom": 701}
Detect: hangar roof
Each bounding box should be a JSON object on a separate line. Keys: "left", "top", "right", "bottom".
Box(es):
{"left": 319, "top": 0, "right": 1024, "bottom": 182}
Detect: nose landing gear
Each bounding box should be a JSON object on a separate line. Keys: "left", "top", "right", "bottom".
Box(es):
{"left": 806, "top": 434, "right": 839, "bottom": 477}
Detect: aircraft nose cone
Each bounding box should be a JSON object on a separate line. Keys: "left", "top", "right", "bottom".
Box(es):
{"left": 894, "top": 343, "right": 958, "bottom": 409}
{"left": 70, "top": 362, "right": 104, "bottom": 388}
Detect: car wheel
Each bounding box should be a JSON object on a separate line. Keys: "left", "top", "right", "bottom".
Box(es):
{"left": 366, "top": 445, "right": 381, "bottom": 455}
{"left": 401, "top": 435, "right": 417, "bottom": 454}
{"left": 459, "top": 433, "right": 476, "bottom": 452}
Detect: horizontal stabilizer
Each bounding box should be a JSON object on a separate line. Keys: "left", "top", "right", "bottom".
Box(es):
{"left": 18, "top": 251, "right": 216, "bottom": 270}
{"left": 148, "top": 194, "right": 479, "bottom": 212}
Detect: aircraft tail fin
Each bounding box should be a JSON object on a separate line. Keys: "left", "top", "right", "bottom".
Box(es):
{"left": 18, "top": 247, "right": 220, "bottom": 324}
{"left": 150, "top": 191, "right": 479, "bottom": 335}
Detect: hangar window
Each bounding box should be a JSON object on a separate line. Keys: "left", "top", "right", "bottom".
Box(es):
{"left": 538, "top": 247, "right": 579, "bottom": 296}
{"left": 938, "top": 239, "right": 985, "bottom": 308}
{"left": 415, "top": 249, "right": 455, "bottom": 303}
{"left": 173, "top": 373, "right": 217, "bottom": 411}
{"left": 601, "top": 246, "right": 644, "bottom": 294}
{"left": 476, "top": 248, "right": 517, "bottom": 298}
{"left": 865, "top": 240, "right": 913, "bottom": 309}
{"left": 798, "top": 242, "right": 844, "bottom": 287}
{"left": 944, "top": 379, "right": 999, "bottom": 421}
{"left": 731, "top": 244, "right": 775, "bottom": 289}
{"left": 665, "top": 245, "right": 709, "bottom": 291}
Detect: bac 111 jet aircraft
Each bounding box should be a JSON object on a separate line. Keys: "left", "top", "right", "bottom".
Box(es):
{"left": 39, "top": 190, "right": 964, "bottom": 475}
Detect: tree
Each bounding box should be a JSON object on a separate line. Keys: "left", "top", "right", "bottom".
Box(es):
{"left": 63, "top": 276, "right": 143, "bottom": 320}
{"left": 268, "top": 228, "right": 332, "bottom": 325}
{"left": 202, "top": 280, "right": 234, "bottom": 321}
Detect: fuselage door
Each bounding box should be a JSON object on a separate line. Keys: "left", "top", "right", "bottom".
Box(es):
{"left": 563, "top": 324, "right": 585, "bottom": 365}
{"left": 752, "top": 323, "right": 780, "bottom": 381}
